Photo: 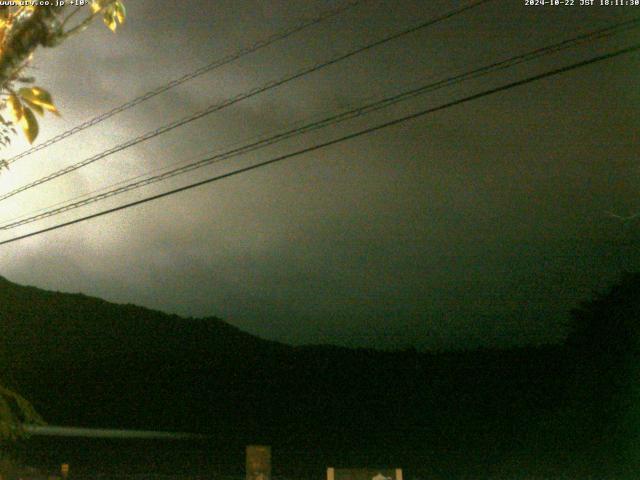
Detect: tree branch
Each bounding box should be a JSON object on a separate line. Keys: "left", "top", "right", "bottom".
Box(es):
{"left": 0, "top": 6, "right": 64, "bottom": 90}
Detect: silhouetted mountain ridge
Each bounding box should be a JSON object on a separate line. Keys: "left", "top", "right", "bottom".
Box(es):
{"left": 1, "top": 273, "right": 638, "bottom": 478}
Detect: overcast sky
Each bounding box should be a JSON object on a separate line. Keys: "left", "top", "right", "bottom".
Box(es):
{"left": 0, "top": 0, "right": 639, "bottom": 350}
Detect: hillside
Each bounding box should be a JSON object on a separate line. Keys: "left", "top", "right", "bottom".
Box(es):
{"left": 1, "top": 274, "right": 638, "bottom": 478}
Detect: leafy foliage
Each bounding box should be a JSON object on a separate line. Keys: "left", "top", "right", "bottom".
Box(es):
{"left": 91, "top": 0, "right": 126, "bottom": 32}
{"left": 0, "top": 1, "right": 126, "bottom": 146}
{"left": 0, "top": 114, "right": 16, "bottom": 151}
{"left": 0, "top": 385, "right": 44, "bottom": 443}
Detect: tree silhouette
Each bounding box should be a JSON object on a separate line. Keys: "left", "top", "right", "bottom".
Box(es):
{"left": 567, "top": 272, "right": 640, "bottom": 356}
{"left": 0, "top": 385, "right": 44, "bottom": 442}
{"left": 565, "top": 272, "right": 640, "bottom": 471}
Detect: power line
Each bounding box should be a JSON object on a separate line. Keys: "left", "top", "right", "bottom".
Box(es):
{"left": 0, "top": 0, "right": 493, "bottom": 203}
{"left": 0, "top": 110, "right": 341, "bottom": 226}
{"left": 1, "top": 43, "right": 637, "bottom": 247}
{"left": 3, "top": 0, "right": 367, "bottom": 167}
{"left": 2, "top": 17, "right": 637, "bottom": 231}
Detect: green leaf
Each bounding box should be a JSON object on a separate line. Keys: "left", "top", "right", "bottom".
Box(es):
{"left": 101, "top": 2, "right": 125, "bottom": 32}
{"left": 103, "top": 9, "right": 117, "bottom": 32}
{"left": 115, "top": 1, "right": 126, "bottom": 24}
{"left": 18, "top": 87, "right": 59, "bottom": 116}
{"left": 19, "top": 107, "right": 39, "bottom": 144}
{"left": 6, "top": 94, "right": 23, "bottom": 123}
{"left": 22, "top": 99, "right": 44, "bottom": 116}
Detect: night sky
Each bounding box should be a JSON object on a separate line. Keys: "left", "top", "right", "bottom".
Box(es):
{"left": 1, "top": 0, "right": 639, "bottom": 350}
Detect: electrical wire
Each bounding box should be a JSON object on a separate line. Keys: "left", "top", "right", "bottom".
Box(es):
{"left": 1, "top": 42, "right": 637, "bottom": 246}
{"left": 3, "top": 0, "right": 368, "bottom": 167}
{"left": 0, "top": 0, "right": 494, "bottom": 203}
{"left": 2, "top": 16, "right": 638, "bottom": 230}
